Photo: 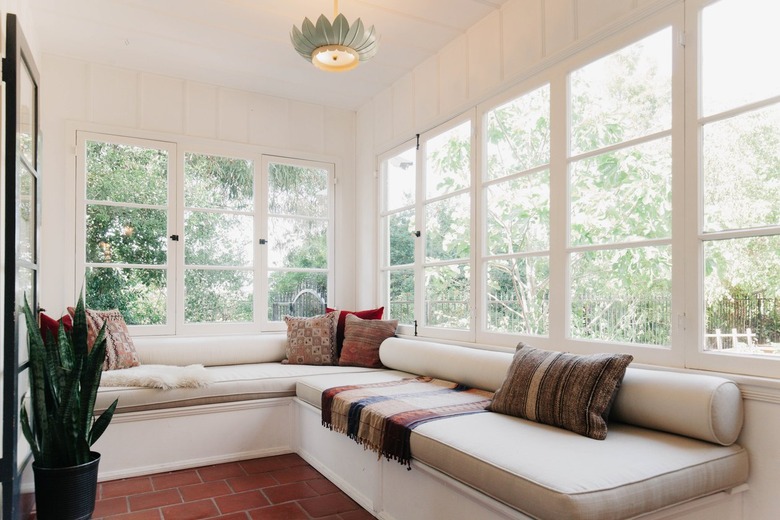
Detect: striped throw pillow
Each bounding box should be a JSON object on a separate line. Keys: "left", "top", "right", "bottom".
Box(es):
{"left": 488, "top": 343, "right": 632, "bottom": 440}
{"left": 338, "top": 314, "right": 398, "bottom": 368}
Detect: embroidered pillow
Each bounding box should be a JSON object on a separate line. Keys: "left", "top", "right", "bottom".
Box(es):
{"left": 326, "top": 306, "right": 384, "bottom": 355}
{"left": 338, "top": 314, "right": 398, "bottom": 368}
{"left": 67, "top": 307, "right": 140, "bottom": 371}
{"left": 488, "top": 343, "right": 633, "bottom": 440}
{"left": 284, "top": 312, "right": 338, "bottom": 365}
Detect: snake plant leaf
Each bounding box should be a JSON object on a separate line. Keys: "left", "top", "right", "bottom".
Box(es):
{"left": 90, "top": 398, "right": 118, "bottom": 446}
{"left": 23, "top": 297, "right": 52, "bottom": 463}
{"left": 82, "top": 327, "right": 108, "bottom": 440}
{"left": 20, "top": 397, "right": 41, "bottom": 461}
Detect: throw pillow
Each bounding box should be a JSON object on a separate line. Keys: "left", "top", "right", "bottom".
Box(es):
{"left": 284, "top": 312, "right": 338, "bottom": 365}
{"left": 338, "top": 314, "right": 398, "bottom": 368}
{"left": 326, "top": 306, "right": 384, "bottom": 355}
{"left": 39, "top": 312, "right": 73, "bottom": 343}
{"left": 67, "top": 307, "right": 140, "bottom": 371}
{"left": 488, "top": 343, "right": 633, "bottom": 440}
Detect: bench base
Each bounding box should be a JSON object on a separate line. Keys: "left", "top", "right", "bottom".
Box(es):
{"left": 293, "top": 397, "right": 746, "bottom": 520}
{"left": 94, "top": 397, "right": 294, "bottom": 481}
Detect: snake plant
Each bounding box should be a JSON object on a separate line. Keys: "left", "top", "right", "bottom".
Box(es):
{"left": 20, "top": 295, "right": 119, "bottom": 468}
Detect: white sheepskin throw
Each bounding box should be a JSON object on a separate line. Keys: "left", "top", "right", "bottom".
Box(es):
{"left": 99, "top": 364, "right": 213, "bottom": 390}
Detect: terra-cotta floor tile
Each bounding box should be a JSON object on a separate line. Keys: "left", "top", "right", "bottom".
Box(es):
{"left": 161, "top": 498, "right": 220, "bottom": 520}
{"left": 263, "top": 481, "right": 319, "bottom": 504}
{"left": 129, "top": 488, "right": 182, "bottom": 511}
{"left": 215, "top": 490, "right": 270, "bottom": 514}
{"left": 248, "top": 502, "right": 309, "bottom": 520}
{"left": 101, "top": 476, "right": 154, "bottom": 499}
{"left": 226, "top": 473, "right": 278, "bottom": 493}
{"left": 198, "top": 462, "right": 247, "bottom": 482}
{"left": 152, "top": 470, "right": 202, "bottom": 491}
{"left": 179, "top": 480, "right": 232, "bottom": 502}
{"left": 298, "top": 493, "right": 361, "bottom": 518}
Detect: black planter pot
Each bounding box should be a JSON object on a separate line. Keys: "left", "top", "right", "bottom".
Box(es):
{"left": 32, "top": 452, "right": 100, "bottom": 520}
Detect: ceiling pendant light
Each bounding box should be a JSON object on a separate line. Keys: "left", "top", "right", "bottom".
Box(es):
{"left": 291, "top": 0, "right": 379, "bottom": 72}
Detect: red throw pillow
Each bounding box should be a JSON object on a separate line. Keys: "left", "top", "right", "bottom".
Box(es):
{"left": 39, "top": 312, "right": 73, "bottom": 343}
{"left": 326, "top": 306, "right": 384, "bottom": 355}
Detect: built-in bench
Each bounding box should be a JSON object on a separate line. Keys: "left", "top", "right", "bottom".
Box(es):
{"left": 91, "top": 335, "right": 749, "bottom": 520}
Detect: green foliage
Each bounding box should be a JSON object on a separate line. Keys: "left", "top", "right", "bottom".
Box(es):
{"left": 20, "top": 295, "right": 119, "bottom": 468}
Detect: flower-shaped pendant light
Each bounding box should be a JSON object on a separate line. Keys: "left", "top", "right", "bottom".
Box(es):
{"left": 291, "top": 0, "right": 379, "bottom": 72}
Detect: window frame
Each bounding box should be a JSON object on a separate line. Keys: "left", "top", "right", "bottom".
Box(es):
{"left": 75, "top": 131, "right": 336, "bottom": 335}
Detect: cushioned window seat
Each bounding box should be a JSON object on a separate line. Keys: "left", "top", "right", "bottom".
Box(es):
{"left": 293, "top": 339, "right": 749, "bottom": 520}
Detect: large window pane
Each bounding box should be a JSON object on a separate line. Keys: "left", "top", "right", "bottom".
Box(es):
{"left": 267, "top": 271, "right": 327, "bottom": 321}
{"left": 570, "top": 28, "right": 672, "bottom": 155}
{"left": 86, "top": 206, "right": 167, "bottom": 264}
{"left": 425, "top": 193, "right": 470, "bottom": 262}
{"left": 570, "top": 246, "right": 671, "bottom": 345}
{"left": 426, "top": 121, "right": 471, "bottom": 198}
{"left": 184, "top": 211, "right": 253, "bottom": 266}
{"left": 86, "top": 267, "right": 167, "bottom": 325}
{"left": 389, "top": 270, "right": 414, "bottom": 325}
{"left": 185, "top": 269, "right": 253, "bottom": 323}
{"left": 703, "top": 104, "right": 780, "bottom": 232}
{"left": 19, "top": 166, "right": 34, "bottom": 263}
{"left": 570, "top": 138, "right": 672, "bottom": 246}
{"left": 86, "top": 140, "right": 167, "bottom": 205}
{"left": 486, "top": 85, "right": 550, "bottom": 180}
{"left": 184, "top": 153, "right": 253, "bottom": 211}
{"left": 486, "top": 171, "right": 549, "bottom": 255}
{"left": 704, "top": 236, "right": 780, "bottom": 355}
{"left": 425, "top": 264, "right": 470, "bottom": 329}
{"left": 486, "top": 258, "right": 549, "bottom": 335}
{"left": 702, "top": 0, "right": 780, "bottom": 117}
{"left": 269, "top": 163, "right": 328, "bottom": 218}
{"left": 268, "top": 217, "right": 327, "bottom": 269}
{"left": 389, "top": 210, "right": 415, "bottom": 266}
{"left": 386, "top": 148, "right": 416, "bottom": 211}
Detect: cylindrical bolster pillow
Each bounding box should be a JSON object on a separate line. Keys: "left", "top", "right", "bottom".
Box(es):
{"left": 611, "top": 368, "right": 744, "bottom": 446}
{"left": 133, "top": 334, "right": 287, "bottom": 366}
{"left": 379, "top": 338, "right": 513, "bottom": 392}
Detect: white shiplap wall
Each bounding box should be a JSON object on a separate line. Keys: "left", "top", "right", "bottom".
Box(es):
{"left": 39, "top": 55, "right": 357, "bottom": 317}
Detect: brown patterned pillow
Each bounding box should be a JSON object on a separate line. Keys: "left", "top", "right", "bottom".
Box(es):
{"left": 488, "top": 343, "right": 633, "bottom": 440}
{"left": 68, "top": 307, "right": 140, "bottom": 371}
{"left": 338, "top": 314, "right": 398, "bottom": 368}
{"left": 283, "top": 312, "right": 338, "bottom": 365}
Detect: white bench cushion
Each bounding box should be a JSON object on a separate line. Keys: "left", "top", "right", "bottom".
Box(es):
{"left": 96, "top": 363, "right": 380, "bottom": 413}
{"left": 411, "top": 413, "right": 748, "bottom": 520}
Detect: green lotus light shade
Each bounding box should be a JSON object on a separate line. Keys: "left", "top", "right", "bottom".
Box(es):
{"left": 291, "top": 0, "right": 379, "bottom": 72}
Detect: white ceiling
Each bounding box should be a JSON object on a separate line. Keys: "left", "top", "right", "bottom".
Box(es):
{"left": 28, "top": 0, "right": 510, "bottom": 111}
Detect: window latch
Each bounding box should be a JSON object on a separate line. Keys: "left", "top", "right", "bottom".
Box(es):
{"left": 169, "top": 234, "right": 179, "bottom": 241}
{"left": 259, "top": 238, "right": 267, "bottom": 245}
{"left": 413, "top": 230, "right": 421, "bottom": 237}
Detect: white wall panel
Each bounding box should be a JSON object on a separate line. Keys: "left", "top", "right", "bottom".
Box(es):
{"left": 544, "top": 0, "right": 577, "bottom": 56}
{"left": 141, "top": 74, "right": 184, "bottom": 134}
{"left": 392, "top": 75, "right": 415, "bottom": 142}
{"left": 577, "top": 0, "right": 635, "bottom": 38}
{"left": 185, "top": 83, "right": 218, "bottom": 139}
{"left": 289, "top": 102, "right": 324, "bottom": 154}
{"left": 249, "top": 95, "right": 289, "bottom": 149}
{"left": 468, "top": 11, "right": 502, "bottom": 99}
{"left": 439, "top": 35, "right": 470, "bottom": 116}
{"left": 217, "top": 88, "right": 249, "bottom": 143}
{"left": 414, "top": 56, "right": 440, "bottom": 131}
{"left": 373, "top": 89, "right": 394, "bottom": 150}
{"left": 90, "top": 65, "right": 139, "bottom": 128}
{"left": 355, "top": 103, "right": 378, "bottom": 309}
{"left": 502, "top": 0, "right": 544, "bottom": 80}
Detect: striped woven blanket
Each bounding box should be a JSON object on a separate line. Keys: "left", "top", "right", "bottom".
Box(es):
{"left": 321, "top": 376, "right": 493, "bottom": 467}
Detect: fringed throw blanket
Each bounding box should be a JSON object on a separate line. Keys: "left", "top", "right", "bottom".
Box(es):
{"left": 322, "top": 376, "right": 493, "bottom": 467}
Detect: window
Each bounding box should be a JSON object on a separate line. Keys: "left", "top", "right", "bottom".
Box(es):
{"left": 264, "top": 157, "right": 333, "bottom": 323}
{"left": 77, "top": 132, "right": 334, "bottom": 333}
{"left": 482, "top": 84, "right": 551, "bottom": 336}
{"left": 379, "top": 114, "right": 475, "bottom": 340}
{"left": 567, "top": 28, "right": 674, "bottom": 346}
{"left": 79, "top": 135, "right": 174, "bottom": 332}
{"left": 697, "top": 0, "right": 780, "bottom": 362}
